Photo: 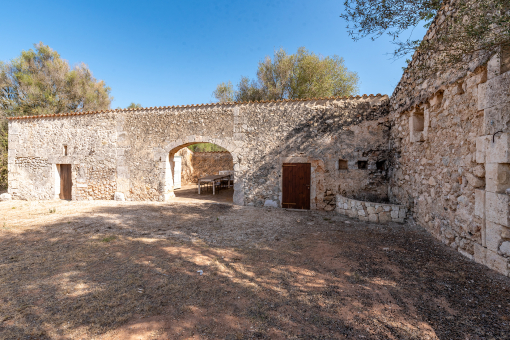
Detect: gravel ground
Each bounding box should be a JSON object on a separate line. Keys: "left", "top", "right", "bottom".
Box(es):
{"left": 0, "top": 199, "right": 509, "bottom": 340}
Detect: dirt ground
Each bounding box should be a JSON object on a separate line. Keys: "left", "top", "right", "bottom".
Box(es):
{"left": 0, "top": 198, "right": 509, "bottom": 340}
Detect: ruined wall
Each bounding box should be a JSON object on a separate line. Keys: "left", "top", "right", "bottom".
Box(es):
{"left": 7, "top": 113, "right": 117, "bottom": 200}
{"left": 189, "top": 152, "right": 233, "bottom": 183}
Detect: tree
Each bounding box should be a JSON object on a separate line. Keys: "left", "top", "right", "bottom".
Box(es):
{"left": 0, "top": 43, "right": 112, "bottom": 188}
{"left": 213, "top": 47, "right": 359, "bottom": 103}
{"left": 127, "top": 103, "right": 142, "bottom": 109}
{"left": 340, "top": 0, "right": 510, "bottom": 75}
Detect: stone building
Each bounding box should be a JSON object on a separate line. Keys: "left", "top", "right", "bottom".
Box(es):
{"left": 7, "top": 95, "right": 391, "bottom": 210}
{"left": 5, "top": 5, "right": 510, "bottom": 276}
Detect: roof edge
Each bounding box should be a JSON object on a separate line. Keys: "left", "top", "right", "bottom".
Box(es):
{"left": 7, "top": 94, "right": 388, "bottom": 120}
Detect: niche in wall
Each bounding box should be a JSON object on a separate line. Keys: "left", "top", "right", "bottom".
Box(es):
{"left": 410, "top": 107, "right": 425, "bottom": 143}
{"left": 338, "top": 159, "right": 348, "bottom": 170}
{"left": 376, "top": 160, "right": 386, "bottom": 171}
{"left": 357, "top": 161, "right": 368, "bottom": 170}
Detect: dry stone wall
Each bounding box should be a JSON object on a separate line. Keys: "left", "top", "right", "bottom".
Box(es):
{"left": 336, "top": 195, "right": 407, "bottom": 223}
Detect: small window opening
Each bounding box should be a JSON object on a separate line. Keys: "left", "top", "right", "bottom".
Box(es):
{"left": 63, "top": 145, "right": 68, "bottom": 156}
{"left": 338, "top": 159, "right": 348, "bottom": 170}
{"left": 357, "top": 161, "right": 368, "bottom": 170}
{"left": 412, "top": 111, "right": 424, "bottom": 133}
{"left": 376, "top": 160, "right": 386, "bottom": 171}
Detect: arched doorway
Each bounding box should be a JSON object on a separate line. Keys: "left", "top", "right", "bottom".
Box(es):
{"left": 163, "top": 140, "right": 237, "bottom": 204}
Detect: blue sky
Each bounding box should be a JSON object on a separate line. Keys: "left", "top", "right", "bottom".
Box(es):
{"left": 1, "top": 0, "right": 427, "bottom": 108}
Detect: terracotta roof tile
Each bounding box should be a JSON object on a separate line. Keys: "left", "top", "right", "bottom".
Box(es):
{"left": 7, "top": 94, "right": 388, "bottom": 120}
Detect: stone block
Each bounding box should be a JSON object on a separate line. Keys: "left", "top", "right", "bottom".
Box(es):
{"left": 473, "top": 243, "right": 487, "bottom": 265}
{"left": 368, "top": 214, "right": 379, "bottom": 223}
{"left": 465, "top": 172, "right": 484, "bottom": 188}
{"left": 264, "top": 199, "right": 278, "bottom": 208}
{"left": 486, "top": 163, "right": 510, "bottom": 193}
{"left": 500, "top": 241, "right": 510, "bottom": 257}
{"left": 483, "top": 103, "right": 510, "bottom": 135}
{"left": 390, "top": 210, "right": 399, "bottom": 219}
{"left": 114, "top": 192, "right": 125, "bottom": 201}
{"left": 476, "top": 135, "right": 491, "bottom": 163}
{"left": 393, "top": 218, "right": 405, "bottom": 223}
{"left": 475, "top": 189, "right": 485, "bottom": 218}
{"left": 0, "top": 193, "right": 12, "bottom": 201}
{"left": 486, "top": 220, "right": 504, "bottom": 252}
{"left": 486, "top": 249, "right": 509, "bottom": 276}
{"left": 367, "top": 206, "right": 376, "bottom": 214}
{"left": 379, "top": 212, "right": 392, "bottom": 223}
{"left": 478, "top": 71, "right": 510, "bottom": 110}
{"left": 486, "top": 192, "right": 509, "bottom": 226}
{"left": 358, "top": 209, "right": 366, "bottom": 217}
{"left": 487, "top": 53, "right": 501, "bottom": 80}
{"left": 486, "top": 133, "right": 510, "bottom": 164}
{"left": 398, "top": 209, "right": 407, "bottom": 219}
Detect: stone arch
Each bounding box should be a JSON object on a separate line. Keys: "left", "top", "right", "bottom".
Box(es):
{"left": 158, "top": 136, "right": 241, "bottom": 203}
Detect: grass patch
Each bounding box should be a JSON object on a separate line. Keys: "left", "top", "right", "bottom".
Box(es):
{"left": 101, "top": 236, "right": 116, "bottom": 243}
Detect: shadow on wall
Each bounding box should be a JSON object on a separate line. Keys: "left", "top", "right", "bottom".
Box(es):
{"left": 245, "top": 99, "right": 392, "bottom": 208}
{"left": 0, "top": 202, "right": 508, "bottom": 338}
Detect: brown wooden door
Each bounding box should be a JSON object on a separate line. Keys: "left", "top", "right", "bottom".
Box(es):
{"left": 282, "top": 163, "right": 311, "bottom": 210}
{"left": 59, "top": 164, "right": 72, "bottom": 200}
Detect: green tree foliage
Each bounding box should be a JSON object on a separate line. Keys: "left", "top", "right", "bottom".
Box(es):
{"left": 187, "top": 143, "right": 227, "bottom": 152}
{"left": 127, "top": 103, "right": 142, "bottom": 109}
{"left": 213, "top": 47, "right": 359, "bottom": 103}
{"left": 341, "top": 0, "right": 510, "bottom": 75}
{"left": 0, "top": 43, "right": 112, "bottom": 188}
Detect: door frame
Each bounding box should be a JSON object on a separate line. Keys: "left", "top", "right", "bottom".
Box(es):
{"left": 279, "top": 157, "right": 322, "bottom": 210}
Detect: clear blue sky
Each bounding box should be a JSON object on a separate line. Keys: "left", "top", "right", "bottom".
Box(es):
{"left": 1, "top": 0, "right": 426, "bottom": 108}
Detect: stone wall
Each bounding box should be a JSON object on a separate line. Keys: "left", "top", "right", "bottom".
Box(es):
{"left": 8, "top": 95, "right": 391, "bottom": 208}
{"left": 336, "top": 195, "right": 407, "bottom": 223}
{"left": 8, "top": 113, "right": 117, "bottom": 200}
{"left": 188, "top": 151, "right": 233, "bottom": 183}
{"left": 175, "top": 147, "right": 194, "bottom": 184}
{"left": 388, "top": 3, "right": 510, "bottom": 276}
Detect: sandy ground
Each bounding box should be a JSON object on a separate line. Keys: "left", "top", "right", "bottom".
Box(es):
{"left": 0, "top": 198, "right": 509, "bottom": 340}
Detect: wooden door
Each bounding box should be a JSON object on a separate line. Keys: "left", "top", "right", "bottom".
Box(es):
{"left": 59, "top": 164, "right": 72, "bottom": 200}
{"left": 282, "top": 163, "right": 311, "bottom": 210}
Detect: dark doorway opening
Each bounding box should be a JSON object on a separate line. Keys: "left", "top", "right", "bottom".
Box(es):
{"left": 282, "top": 163, "right": 311, "bottom": 210}
{"left": 58, "top": 164, "right": 72, "bottom": 200}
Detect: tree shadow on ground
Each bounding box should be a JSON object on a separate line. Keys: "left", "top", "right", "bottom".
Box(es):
{"left": 0, "top": 201, "right": 509, "bottom": 339}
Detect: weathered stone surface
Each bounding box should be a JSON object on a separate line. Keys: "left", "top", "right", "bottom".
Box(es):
{"left": 474, "top": 189, "right": 485, "bottom": 217}
{"left": 335, "top": 194, "right": 407, "bottom": 224}
{"left": 486, "top": 132, "right": 510, "bottom": 164}
{"left": 486, "top": 220, "right": 504, "bottom": 252}
{"left": 0, "top": 193, "right": 11, "bottom": 201}
{"left": 465, "top": 173, "right": 485, "bottom": 188}
{"left": 114, "top": 192, "right": 125, "bottom": 201}
{"left": 264, "top": 199, "right": 278, "bottom": 208}
{"left": 500, "top": 241, "right": 510, "bottom": 257}
{"left": 486, "top": 192, "right": 509, "bottom": 227}
{"left": 486, "top": 249, "right": 509, "bottom": 276}
{"left": 486, "top": 163, "right": 510, "bottom": 193}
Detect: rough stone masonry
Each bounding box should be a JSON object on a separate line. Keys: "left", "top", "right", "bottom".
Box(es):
{"left": 7, "top": 95, "right": 390, "bottom": 211}
{"left": 6, "top": 5, "right": 510, "bottom": 277}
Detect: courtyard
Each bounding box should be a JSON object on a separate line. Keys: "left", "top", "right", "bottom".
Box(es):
{"left": 0, "top": 199, "right": 509, "bottom": 340}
